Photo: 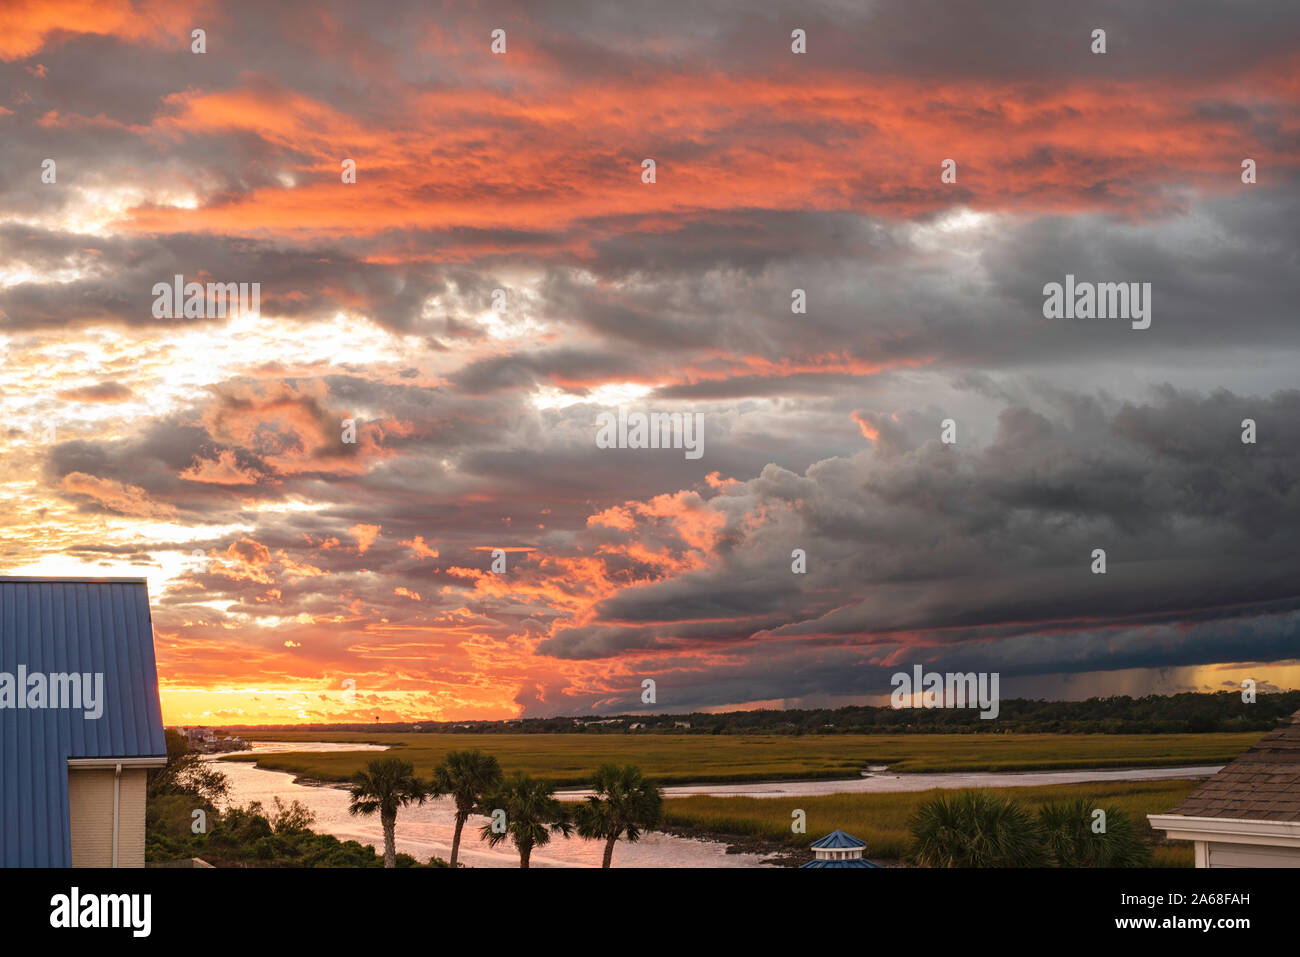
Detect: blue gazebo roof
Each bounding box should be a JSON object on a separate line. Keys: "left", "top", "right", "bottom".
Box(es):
{"left": 800, "top": 858, "right": 882, "bottom": 868}
{"left": 809, "top": 829, "right": 867, "bottom": 850}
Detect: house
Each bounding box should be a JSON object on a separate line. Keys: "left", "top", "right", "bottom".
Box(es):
{"left": 173, "top": 726, "right": 249, "bottom": 754}
{"left": 178, "top": 727, "right": 217, "bottom": 748}
{"left": 1148, "top": 709, "right": 1300, "bottom": 867}
{"left": 674, "top": 721, "right": 691, "bottom": 729}
{"left": 799, "top": 829, "right": 882, "bottom": 868}
{"left": 0, "top": 577, "right": 167, "bottom": 867}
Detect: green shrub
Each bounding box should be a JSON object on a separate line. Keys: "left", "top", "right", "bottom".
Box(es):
{"left": 1037, "top": 797, "right": 1153, "bottom": 867}
{"left": 908, "top": 790, "right": 1048, "bottom": 867}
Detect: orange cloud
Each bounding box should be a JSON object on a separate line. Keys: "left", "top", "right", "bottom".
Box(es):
{"left": 60, "top": 472, "right": 177, "bottom": 518}
{"left": 402, "top": 535, "right": 440, "bottom": 559}
{"left": 0, "top": 0, "right": 193, "bottom": 61}
{"left": 852, "top": 411, "right": 881, "bottom": 441}
{"left": 179, "top": 449, "right": 263, "bottom": 485}
{"left": 118, "top": 64, "right": 1300, "bottom": 245}
{"left": 351, "top": 523, "right": 381, "bottom": 554}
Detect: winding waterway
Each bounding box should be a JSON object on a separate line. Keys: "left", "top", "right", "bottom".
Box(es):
{"left": 210, "top": 742, "right": 1220, "bottom": 868}
{"left": 210, "top": 743, "right": 780, "bottom": 868}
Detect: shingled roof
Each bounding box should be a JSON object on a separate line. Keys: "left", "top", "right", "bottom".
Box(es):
{"left": 1167, "top": 709, "right": 1300, "bottom": 822}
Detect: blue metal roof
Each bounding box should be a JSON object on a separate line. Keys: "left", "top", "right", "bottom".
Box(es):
{"left": 810, "top": 829, "right": 867, "bottom": 849}
{"left": 800, "top": 858, "right": 882, "bottom": 868}
{"left": 0, "top": 578, "right": 166, "bottom": 866}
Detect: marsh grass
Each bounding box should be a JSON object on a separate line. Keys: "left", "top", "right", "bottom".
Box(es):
{"left": 661, "top": 779, "right": 1201, "bottom": 866}
{"left": 222, "top": 731, "right": 1258, "bottom": 787}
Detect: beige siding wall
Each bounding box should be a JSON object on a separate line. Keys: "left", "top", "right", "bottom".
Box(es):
{"left": 68, "top": 767, "right": 149, "bottom": 868}
{"left": 117, "top": 769, "right": 148, "bottom": 867}
{"left": 1206, "top": 841, "right": 1300, "bottom": 868}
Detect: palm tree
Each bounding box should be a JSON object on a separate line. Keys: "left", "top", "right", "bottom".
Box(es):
{"left": 347, "top": 757, "right": 428, "bottom": 867}
{"left": 478, "top": 772, "right": 572, "bottom": 868}
{"left": 431, "top": 749, "right": 502, "bottom": 867}
{"left": 574, "top": 763, "right": 663, "bottom": 868}
{"left": 1037, "top": 797, "right": 1152, "bottom": 867}
{"left": 908, "top": 790, "right": 1047, "bottom": 867}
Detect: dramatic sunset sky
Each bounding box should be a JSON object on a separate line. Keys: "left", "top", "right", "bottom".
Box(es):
{"left": 1, "top": 1, "right": 1298, "bottom": 725}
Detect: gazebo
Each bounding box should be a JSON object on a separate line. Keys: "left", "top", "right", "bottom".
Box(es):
{"left": 799, "top": 829, "right": 882, "bottom": 868}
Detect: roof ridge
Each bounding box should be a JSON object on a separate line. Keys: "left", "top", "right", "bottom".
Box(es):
{"left": 0, "top": 576, "right": 149, "bottom": 583}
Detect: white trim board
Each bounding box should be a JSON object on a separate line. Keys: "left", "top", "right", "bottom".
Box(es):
{"left": 1148, "top": 814, "right": 1300, "bottom": 848}
{"left": 68, "top": 756, "right": 168, "bottom": 769}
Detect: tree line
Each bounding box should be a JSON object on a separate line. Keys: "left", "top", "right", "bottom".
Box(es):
{"left": 227, "top": 690, "right": 1300, "bottom": 736}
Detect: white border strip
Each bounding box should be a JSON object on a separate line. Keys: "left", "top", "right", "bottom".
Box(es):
{"left": 68, "top": 756, "right": 168, "bottom": 769}
{"left": 1148, "top": 813, "right": 1300, "bottom": 848}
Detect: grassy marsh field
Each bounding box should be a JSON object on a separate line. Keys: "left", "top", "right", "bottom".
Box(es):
{"left": 221, "top": 730, "right": 1262, "bottom": 786}
{"left": 660, "top": 779, "right": 1202, "bottom": 866}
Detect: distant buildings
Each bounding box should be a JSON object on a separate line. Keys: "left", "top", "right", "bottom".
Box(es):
{"left": 799, "top": 830, "right": 882, "bottom": 868}
{"left": 565, "top": 717, "right": 693, "bottom": 730}
{"left": 1149, "top": 709, "right": 1300, "bottom": 867}
{"left": 176, "top": 727, "right": 217, "bottom": 748}
{"left": 173, "top": 726, "right": 250, "bottom": 754}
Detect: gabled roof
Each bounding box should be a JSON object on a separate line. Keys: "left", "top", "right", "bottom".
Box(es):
{"left": 810, "top": 829, "right": 866, "bottom": 849}
{"left": 1, "top": 577, "right": 167, "bottom": 866}
{"left": 1166, "top": 709, "right": 1300, "bottom": 822}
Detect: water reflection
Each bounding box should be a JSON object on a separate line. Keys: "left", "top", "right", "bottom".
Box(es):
{"left": 209, "top": 743, "right": 779, "bottom": 868}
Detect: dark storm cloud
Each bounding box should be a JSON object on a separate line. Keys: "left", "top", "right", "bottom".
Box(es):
{"left": 508, "top": 0, "right": 1300, "bottom": 82}
{"left": 6, "top": 162, "right": 1298, "bottom": 387}
{"left": 508, "top": 183, "right": 1300, "bottom": 392}
{"left": 542, "top": 604, "right": 1300, "bottom": 714}
{"left": 0, "top": 226, "right": 462, "bottom": 332}
{"left": 538, "top": 387, "right": 1300, "bottom": 680}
